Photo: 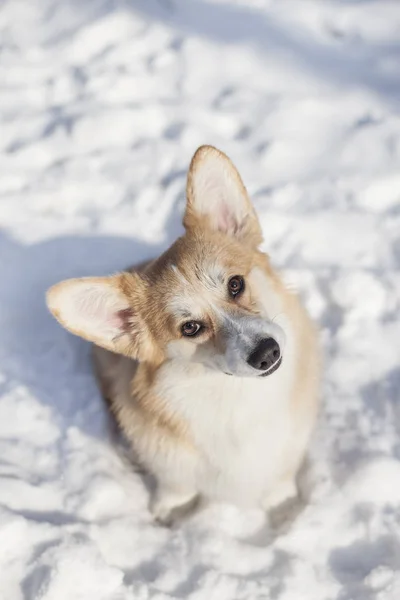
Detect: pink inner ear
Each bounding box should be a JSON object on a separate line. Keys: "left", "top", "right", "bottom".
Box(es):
{"left": 217, "top": 202, "right": 239, "bottom": 234}
{"left": 115, "top": 308, "right": 135, "bottom": 333}
{"left": 102, "top": 308, "right": 134, "bottom": 336}
{"left": 106, "top": 313, "right": 124, "bottom": 331}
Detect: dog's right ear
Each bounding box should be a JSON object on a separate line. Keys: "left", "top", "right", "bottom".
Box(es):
{"left": 46, "top": 272, "right": 148, "bottom": 359}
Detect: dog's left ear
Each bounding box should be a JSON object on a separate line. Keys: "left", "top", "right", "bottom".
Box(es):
{"left": 184, "top": 145, "right": 263, "bottom": 246}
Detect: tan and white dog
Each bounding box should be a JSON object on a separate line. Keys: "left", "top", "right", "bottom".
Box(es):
{"left": 47, "top": 146, "right": 319, "bottom": 524}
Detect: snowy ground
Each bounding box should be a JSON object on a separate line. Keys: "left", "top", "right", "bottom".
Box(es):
{"left": 1, "top": 0, "right": 400, "bottom": 598}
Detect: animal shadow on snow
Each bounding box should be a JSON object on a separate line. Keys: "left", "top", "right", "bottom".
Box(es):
{"left": 0, "top": 229, "right": 164, "bottom": 443}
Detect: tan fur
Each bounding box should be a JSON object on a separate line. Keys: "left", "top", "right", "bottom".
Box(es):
{"left": 91, "top": 236, "right": 271, "bottom": 446}
{"left": 47, "top": 145, "right": 320, "bottom": 519}
{"left": 93, "top": 226, "right": 319, "bottom": 493}
{"left": 92, "top": 259, "right": 194, "bottom": 449}
{"left": 93, "top": 346, "right": 195, "bottom": 460}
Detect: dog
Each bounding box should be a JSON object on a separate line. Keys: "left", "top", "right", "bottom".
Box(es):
{"left": 47, "top": 145, "right": 319, "bottom": 524}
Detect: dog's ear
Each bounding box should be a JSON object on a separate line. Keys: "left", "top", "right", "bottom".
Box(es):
{"left": 46, "top": 272, "right": 149, "bottom": 359}
{"left": 184, "top": 145, "right": 263, "bottom": 246}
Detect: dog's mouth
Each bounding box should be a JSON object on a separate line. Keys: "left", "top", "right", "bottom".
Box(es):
{"left": 223, "top": 356, "right": 282, "bottom": 378}
{"left": 259, "top": 356, "right": 282, "bottom": 377}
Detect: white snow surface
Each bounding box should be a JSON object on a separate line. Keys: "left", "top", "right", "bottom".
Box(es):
{"left": 1, "top": 0, "right": 400, "bottom": 598}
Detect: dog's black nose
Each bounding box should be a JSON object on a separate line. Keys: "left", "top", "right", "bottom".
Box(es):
{"left": 247, "top": 338, "right": 281, "bottom": 371}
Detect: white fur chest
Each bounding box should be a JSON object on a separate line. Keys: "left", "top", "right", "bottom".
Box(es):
{"left": 155, "top": 355, "right": 296, "bottom": 506}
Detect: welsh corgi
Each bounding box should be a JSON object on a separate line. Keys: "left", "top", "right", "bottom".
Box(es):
{"left": 47, "top": 146, "right": 319, "bottom": 524}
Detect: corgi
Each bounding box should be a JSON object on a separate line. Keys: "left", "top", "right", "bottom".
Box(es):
{"left": 47, "top": 146, "right": 319, "bottom": 524}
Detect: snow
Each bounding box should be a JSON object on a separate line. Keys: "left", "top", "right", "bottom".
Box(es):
{"left": 1, "top": 0, "right": 400, "bottom": 598}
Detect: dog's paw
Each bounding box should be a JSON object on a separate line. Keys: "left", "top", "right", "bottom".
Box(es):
{"left": 262, "top": 479, "right": 298, "bottom": 511}
{"left": 261, "top": 479, "right": 305, "bottom": 533}
{"left": 268, "top": 495, "right": 305, "bottom": 532}
{"left": 151, "top": 502, "right": 175, "bottom": 527}
{"left": 150, "top": 488, "right": 198, "bottom": 526}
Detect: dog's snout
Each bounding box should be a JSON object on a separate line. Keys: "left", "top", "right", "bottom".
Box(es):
{"left": 247, "top": 338, "right": 281, "bottom": 372}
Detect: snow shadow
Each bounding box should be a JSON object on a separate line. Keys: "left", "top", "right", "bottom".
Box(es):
{"left": 117, "top": 0, "right": 400, "bottom": 104}
{"left": 0, "top": 230, "right": 161, "bottom": 438}
{"left": 329, "top": 534, "right": 400, "bottom": 600}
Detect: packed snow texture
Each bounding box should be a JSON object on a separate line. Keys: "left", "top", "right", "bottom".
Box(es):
{"left": 1, "top": 0, "right": 400, "bottom": 598}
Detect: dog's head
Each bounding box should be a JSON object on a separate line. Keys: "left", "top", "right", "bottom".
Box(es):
{"left": 47, "top": 146, "right": 286, "bottom": 377}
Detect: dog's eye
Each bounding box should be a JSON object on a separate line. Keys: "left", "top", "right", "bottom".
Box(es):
{"left": 228, "top": 275, "right": 245, "bottom": 298}
{"left": 181, "top": 321, "right": 203, "bottom": 337}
